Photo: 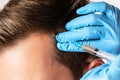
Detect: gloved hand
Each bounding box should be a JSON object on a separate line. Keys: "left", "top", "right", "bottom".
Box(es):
{"left": 56, "top": 2, "right": 120, "bottom": 56}
{"left": 80, "top": 55, "right": 120, "bottom": 80}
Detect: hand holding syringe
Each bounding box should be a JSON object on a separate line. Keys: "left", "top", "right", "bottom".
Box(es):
{"left": 82, "top": 45, "right": 116, "bottom": 61}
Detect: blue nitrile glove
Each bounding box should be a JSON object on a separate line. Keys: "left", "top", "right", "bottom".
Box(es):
{"left": 56, "top": 2, "right": 120, "bottom": 56}
{"left": 80, "top": 55, "right": 120, "bottom": 80}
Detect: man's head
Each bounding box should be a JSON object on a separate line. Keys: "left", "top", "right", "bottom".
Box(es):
{"left": 0, "top": 0, "right": 104, "bottom": 80}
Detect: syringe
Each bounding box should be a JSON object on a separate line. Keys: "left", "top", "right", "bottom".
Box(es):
{"left": 82, "top": 45, "right": 116, "bottom": 61}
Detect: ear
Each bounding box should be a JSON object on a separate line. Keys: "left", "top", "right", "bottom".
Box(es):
{"left": 83, "top": 58, "right": 104, "bottom": 74}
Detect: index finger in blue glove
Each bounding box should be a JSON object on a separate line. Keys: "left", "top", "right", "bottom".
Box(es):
{"left": 65, "top": 14, "right": 103, "bottom": 30}
{"left": 56, "top": 27, "right": 103, "bottom": 42}
{"left": 76, "top": 2, "right": 113, "bottom": 18}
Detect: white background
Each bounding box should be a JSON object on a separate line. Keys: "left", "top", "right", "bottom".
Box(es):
{"left": 90, "top": 0, "right": 120, "bottom": 9}
{"left": 0, "top": 0, "right": 9, "bottom": 10}
{"left": 0, "top": 0, "right": 120, "bottom": 10}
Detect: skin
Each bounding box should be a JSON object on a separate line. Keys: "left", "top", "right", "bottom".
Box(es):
{"left": 0, "top": 33, "right": 74, "bottom": 80}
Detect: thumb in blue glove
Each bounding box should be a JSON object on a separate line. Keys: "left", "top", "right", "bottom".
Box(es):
{"left": 80, "top": 55, "right": 120, "bottom": 80}
{"left": 56, "top": 2, "right": 120, "bottom": 56}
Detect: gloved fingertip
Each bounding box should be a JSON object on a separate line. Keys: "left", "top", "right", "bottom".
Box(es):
{"left": 65, "top": 19, "right": 77, "bottom": 30}
{"left": 76, "top": 8, "right": 84, "bottom": 14}
{"left": 56, "top": 33, "right": 64, "bottom": 42}
{"left": 57, "top": 42, "right": 68, "bottom": 51}
{"left": 65, "top": 22, "right": 69, "bottom": 29}
{"left": 56, "top": 42, "right": 62, "bottom": 50}
{"left": 55, "top": 34, "right": 59, "bottom": 41}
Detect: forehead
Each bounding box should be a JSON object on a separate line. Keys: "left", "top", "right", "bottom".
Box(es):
{"left": 1, "top": 33, "right": 56, "bottom": 63}
{"left": 14, "top": 33, "right": 55, "bottom": 55}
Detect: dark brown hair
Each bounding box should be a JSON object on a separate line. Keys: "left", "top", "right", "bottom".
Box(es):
{"left": 0, "top": 0, "right": 97, "bottom": 80}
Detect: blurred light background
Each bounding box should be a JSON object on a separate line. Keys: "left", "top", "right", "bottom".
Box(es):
{"left": 0, "top": 0, "right": 120, "bottom": 10}
{"left": 90, "top": 0, "right": 120, "bottom": 9}
{"left": 0, "top": 0, "right": 9, "bottom": 10}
